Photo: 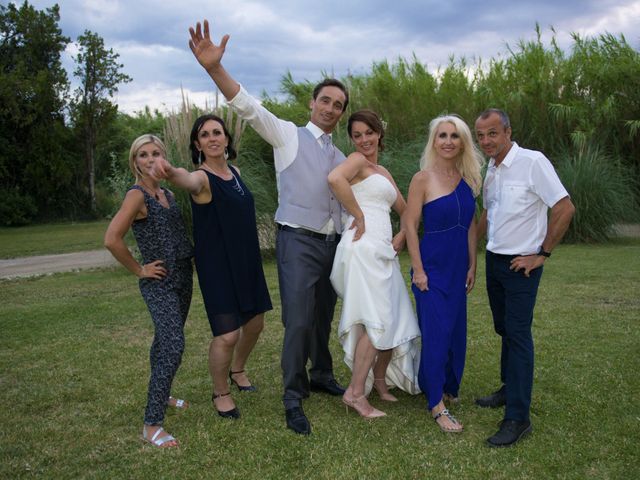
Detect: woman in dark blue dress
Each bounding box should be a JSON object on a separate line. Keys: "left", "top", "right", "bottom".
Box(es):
{"left": 404, "top": 115, "right": 483, "bottom": 433}
{"left": 155, "top": 115, "right": 272, "bottom": 420}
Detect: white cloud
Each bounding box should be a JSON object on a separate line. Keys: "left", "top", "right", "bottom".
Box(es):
{"left": 22, "top": 0, "right": 640, "bottom": 111}
{"left": 115, "top": 43, "right": 182, "bottom": 58}
{"left": 574, "top": 1, "right": 640, "bottom": 37}
{"left": 115, "top": 83, "right": 223, "bottom": 114}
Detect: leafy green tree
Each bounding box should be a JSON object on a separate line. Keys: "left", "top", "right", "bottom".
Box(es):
{"left": 70, "top": 30, "right": 131, "bottom": 215}
{"left": 105, "top": 107, "right": 166, "bottom": 177}
{"left": 0, "top": 1, "right": 72, "bottom": 225}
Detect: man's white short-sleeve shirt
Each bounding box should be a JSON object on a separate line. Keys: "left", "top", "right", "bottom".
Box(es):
{"left": 483, "top": 143, "right": 568, "bottom": 255}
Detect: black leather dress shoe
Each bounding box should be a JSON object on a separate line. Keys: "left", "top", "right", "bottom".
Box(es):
{"left": 285, "top": 407, "right": 311, "bottom": 435}
{"left": 475, "top": 385, "right": 506, "bottom": 408}
{"left": 309, "top": 378, "right": 346, "bottom": 396}
{"left": 486, "top": 419, "right": 532, "bottom": 447}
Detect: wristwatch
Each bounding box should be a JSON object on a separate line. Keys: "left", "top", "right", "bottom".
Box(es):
{"left": 537, "top": 247, "right": 551, "bottom": 258}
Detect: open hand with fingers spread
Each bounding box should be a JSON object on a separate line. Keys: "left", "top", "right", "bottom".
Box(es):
{"left": 188, "top": 19, "right": 229, "bottom": 73}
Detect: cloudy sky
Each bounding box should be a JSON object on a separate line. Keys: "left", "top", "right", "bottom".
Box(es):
{"left": 20, "top": 0, "right": 640, "bottom": 114}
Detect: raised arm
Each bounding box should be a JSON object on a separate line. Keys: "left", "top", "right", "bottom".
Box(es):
{"left": 187, "top": 19, "right": 296, "bottom": 154}
{"left": 403, "top": 172, "right": 429, "bottom": 291}
{"left": 328, "top": 153, "right": 368, "bottom": 240}
{"left": 104, "top": 190, "right": 167, "bottom": 279}
{"left": 188, "top": 20, "right": 240, "bottom": 100}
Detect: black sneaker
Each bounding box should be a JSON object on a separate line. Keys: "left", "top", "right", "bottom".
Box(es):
{"left": 285, "top": 406, "right": 311, "bottom": 435}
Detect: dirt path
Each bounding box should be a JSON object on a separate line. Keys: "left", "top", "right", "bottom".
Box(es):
{"left": 0, "top": 249, "right": 117, "bottom": 279}
{"left": 1, "top": 224, "right": 638, "bottom": 280}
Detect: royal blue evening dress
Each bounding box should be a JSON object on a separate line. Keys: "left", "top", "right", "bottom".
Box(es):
{"left": 412, "top": 179, "right": 475, "bottom": 409}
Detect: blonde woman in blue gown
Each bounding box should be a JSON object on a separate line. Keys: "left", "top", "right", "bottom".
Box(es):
{"left": 404, "top": 115, "right": 483, "bottom": 433}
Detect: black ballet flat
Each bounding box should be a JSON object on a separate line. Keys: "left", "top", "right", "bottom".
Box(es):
{"left": 212, "top": 392, "right": 240, "bottom": 419}
{"left": 229, "top": 370, "right": 257, "bottom": 392}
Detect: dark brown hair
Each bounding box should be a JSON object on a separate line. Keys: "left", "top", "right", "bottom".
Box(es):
{"left": 312, "top": 78, "right": 349, "bottom": 112}
{"left": 347, "top": 109, "right": 385, "bottom": 151}
{"left": 189, "top": 114, "right": 237, "bottom": 164}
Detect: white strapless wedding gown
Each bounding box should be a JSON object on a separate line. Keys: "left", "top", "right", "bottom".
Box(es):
{"left": 330, "top": 174, "right": 421, "bottom": 395}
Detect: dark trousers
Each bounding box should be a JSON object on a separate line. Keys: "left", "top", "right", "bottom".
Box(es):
{"left": 486, "top": 251, "right": 543, "bottom": 422}
{"left": 276, "top": 229, "right": 339, "bottom": 409}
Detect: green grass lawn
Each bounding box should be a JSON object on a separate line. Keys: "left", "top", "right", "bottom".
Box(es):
{"left": 0, "top": 221, "right": 112, "bottom": 259}
{"left": 1, "top": 241, "right": 638, "bottom": 479}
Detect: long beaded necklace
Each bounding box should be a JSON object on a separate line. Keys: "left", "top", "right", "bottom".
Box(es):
{"left": 229, "top": 170, "right": 245, "bottom": 196}
{"left": 200, "top": 163, "right": 245, "bottom": 196}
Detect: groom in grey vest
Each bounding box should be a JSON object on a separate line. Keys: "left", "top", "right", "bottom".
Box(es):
{"left": 188, "top": 20, "right": 347, "bottom": 434}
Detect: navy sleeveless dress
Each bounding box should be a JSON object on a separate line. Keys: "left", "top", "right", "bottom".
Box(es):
{"left": 411, "top": 179, "right": 475, "bottom": 410}
{"left": 191, "top": 167, "right": 272, "bottom": 336}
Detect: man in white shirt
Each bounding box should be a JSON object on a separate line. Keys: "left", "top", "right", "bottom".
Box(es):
{"left": 475, "top": 109, "right": 575, "bottom": 447}
{"left": 187, "top": 20, "right": 348, "bottom": 435}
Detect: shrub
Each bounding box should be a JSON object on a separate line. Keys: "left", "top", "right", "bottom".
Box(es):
{"left": 102, "top": 153, "right": 134, "bottom": 218}
{"left": 94, "top": 184, "right": 120, "bottom": 220}
{"left": 0, "top": 187, "right": 38, "bottom": 226}
{"left": 556, "top": 145, "right": 639, "bottom": 242}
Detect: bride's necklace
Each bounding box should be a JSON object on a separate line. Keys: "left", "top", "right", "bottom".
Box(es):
{"left": 200, "top": 163, "right": 245, "bottom": 196}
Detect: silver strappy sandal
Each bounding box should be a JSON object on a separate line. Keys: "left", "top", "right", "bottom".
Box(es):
{"left": 142, "top": 426, "right": 178, "bottom": 448}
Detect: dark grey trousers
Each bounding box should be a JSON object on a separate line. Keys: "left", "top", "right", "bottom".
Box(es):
{"left": 276, "top": 229, "right": 339, "bottom": 409}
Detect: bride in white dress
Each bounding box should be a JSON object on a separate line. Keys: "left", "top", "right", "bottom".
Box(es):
{"left": 329, "top": 110, "right": 421, "bottom": 419}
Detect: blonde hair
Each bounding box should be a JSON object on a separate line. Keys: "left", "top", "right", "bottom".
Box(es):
{"left": 419, "top": 115, "right": 484, "bottom": 196}
{"left": 128, "top": 134, "right": 167, "bottom": 181}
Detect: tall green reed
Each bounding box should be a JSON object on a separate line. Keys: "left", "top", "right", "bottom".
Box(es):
{"left": 557, "top": 145, "right": 639, "bottom": 242}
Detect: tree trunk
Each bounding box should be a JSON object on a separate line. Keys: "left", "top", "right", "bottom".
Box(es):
{"left": 85, "top": 129, "right": 96, "bottom": 215}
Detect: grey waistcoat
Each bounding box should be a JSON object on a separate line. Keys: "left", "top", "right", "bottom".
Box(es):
{"left": 275, "top": 127, "right": 346, "bottom": 231}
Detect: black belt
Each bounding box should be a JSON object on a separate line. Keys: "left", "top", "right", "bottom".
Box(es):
{"left": 277, "top": 224, "right": 341, "bottom": 242}
{"left": 487, "top": 250, "right": 520, "bottom": 260}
